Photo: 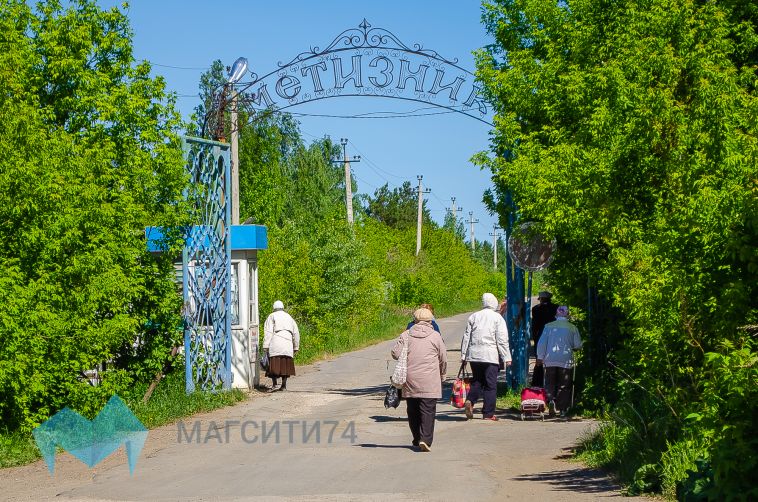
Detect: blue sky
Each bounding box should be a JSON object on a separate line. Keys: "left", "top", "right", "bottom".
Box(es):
{"left": 103, "top": 0, "right": 500, "bottom": 240}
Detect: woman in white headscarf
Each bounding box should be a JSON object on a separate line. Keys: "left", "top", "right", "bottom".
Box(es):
{"left": 263, "top": 300, "right": 300, "bottom": 392}
{"left": 460, "top": 293, "right": 511, "bottom": 420}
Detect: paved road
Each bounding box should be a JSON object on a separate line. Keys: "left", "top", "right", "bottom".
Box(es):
{"left": 1, "top": 312, "right": 646, "bottom": 501}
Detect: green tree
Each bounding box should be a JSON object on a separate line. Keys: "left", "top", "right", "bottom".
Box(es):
{"left": 475, "top": 0, "right": 757, "bottom": 497}
{"left": 365, "top": 181, "right": 432, "bottom": 229}
{"left": 0, "top": 0, "right": 188, "bottom": 430}
{"left": 190, "top": 61, "right": 304, "bottom": 227}
{"left": 442, "top": 210, "right": 466, "bottom": 240}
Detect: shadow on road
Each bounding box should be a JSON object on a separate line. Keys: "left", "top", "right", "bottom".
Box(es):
{"left": 512, "top": 468, "right": 620, "bottom": 494}
{"left": 324, "top": 384, "right": 389, "bottom": 396}
{"left": 354, "top": 443, "right": 416, "bottom": 450}
{"left": 369, "top": 412, "right": 467, "bottom": 423}
{"left": 369, "top": 415, "right": 406, "bottom": 422}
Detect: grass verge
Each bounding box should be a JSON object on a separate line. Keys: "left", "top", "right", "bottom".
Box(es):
{"left": 0, "top": 370, "right": 245, "bottom": 469}
{"left": 0, "top": 432, "right": 40, "bottom": 468}
{"left": 496, "top": 383, "right": 522, "bottom": 412}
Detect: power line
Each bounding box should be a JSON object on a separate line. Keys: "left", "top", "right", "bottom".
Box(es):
{"left": 347, "top": 141, "right": 411, "bottom": 181}
{"left": 288, "top": 110, "right": 459, "bottom": 120}
{"left": 430, "top": 191, "right": 449, "bottom": 211}
{"left": 353, "top": 173, "right": 378, "bottom": 192}
{"left": 145, "top": 61, "right": 207, "bottom": 70}
{"left": 334, "top": 103, "right": 476, "bottom": 117}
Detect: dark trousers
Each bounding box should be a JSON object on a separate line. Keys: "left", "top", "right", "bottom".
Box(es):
{"left": 544, "top": 366, "right": 573, "bottom": 411}
{"left": 406, "top": 398, "right": 437, "bottom": 446}
{"left": 466, "top": 362, "right": 499, "bottom": 418}
{"left": 531, "top": 363, "right": 545, "bottom": 387}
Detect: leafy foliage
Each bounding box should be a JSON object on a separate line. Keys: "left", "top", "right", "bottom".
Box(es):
{"left": 442, "top": 209, "right": 467, "bottom": 241}
{"left": 365, "top": 182, "right": 432, "bottom": 229}
{"left": 475, "top": 0, "right": 758, "bottom": 498}
{"left": 0, "top": 0, "right": 188, "bottom": 431}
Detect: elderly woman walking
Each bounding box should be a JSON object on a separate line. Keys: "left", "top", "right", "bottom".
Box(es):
{"left": 536, "top": 305, "right": 582, "bottom": 417}
{"left": 263, "top": 300, "right": 300, "bottom": 392}
{"left": 391, "top": 307, "right": 447, "bottom": 452}
{"left": 460, "top": 292, "right": 511, "bottom": 421}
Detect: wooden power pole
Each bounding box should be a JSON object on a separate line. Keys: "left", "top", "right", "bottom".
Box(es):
{"left": 332, "top": 138, "right": 361, "bottom": 225}
{"left": 230, "top": 91, "right": 240, "bottom": 225}
{"left": 467, "top": 211, "right": 479, "bottom": 251}
{"left": 489, "top": 225, "right": 502, "bottom": 270}
{"left": 447, "top": 197, "right": 463, "bottom": 225}
{"left": 415, "top": 175, "right": 431, "bottom": 255}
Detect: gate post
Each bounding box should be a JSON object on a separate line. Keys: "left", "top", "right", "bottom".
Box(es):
{"left": 181, "top": 136, "right": 233, "bottom": 393}
{"left": 503, "top": 190, "right": 529, "bottom": 389}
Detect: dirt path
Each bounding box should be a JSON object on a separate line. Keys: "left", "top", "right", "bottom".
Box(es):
{"left": 1, "top": 312, "right": 649, "bottom": 501}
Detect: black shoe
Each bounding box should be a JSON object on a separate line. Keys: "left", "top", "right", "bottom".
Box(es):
{"left": 412, "top": 440, "right": 419, "bottom": 447}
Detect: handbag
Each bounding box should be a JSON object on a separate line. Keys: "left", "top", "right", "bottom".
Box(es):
{"left": 384, "top": 384, "right": 401, "bottom": 409}
{"left": 390, "top": 335, "right": 408, "bottom": 388}
{"left": 450, "top": 362, "right": 472, "bottom": 408}
{"left": 260, "top": 351, "right": 269, "bottom": 372}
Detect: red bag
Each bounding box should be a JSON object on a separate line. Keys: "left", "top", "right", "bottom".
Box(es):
{"left": 450, "top": 363, "right": 472, "bottom": 408}
{"left": 520, "top": 387, "right": 547, "bottom": 412}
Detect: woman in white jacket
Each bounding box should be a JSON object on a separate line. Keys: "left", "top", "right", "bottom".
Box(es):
{"left": 262, "top": 300, "right": 300, "bottom": 392}
{"left": 460, "top": 293, "right": 511, "bottom": 420}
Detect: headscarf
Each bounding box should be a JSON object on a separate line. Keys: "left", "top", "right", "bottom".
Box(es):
{"left": 482, "top": 293, "right": 499, "bottom": 310}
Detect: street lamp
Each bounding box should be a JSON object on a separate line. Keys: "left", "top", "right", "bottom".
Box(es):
{"left": 228, "top": 57, "right": 248, "bottom": 84}
{"left": 199, "top": 57, "right": 249, "bottom": 223}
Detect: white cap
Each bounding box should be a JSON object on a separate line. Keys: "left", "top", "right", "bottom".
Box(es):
{"left": 273, "top": 300, "right": 284, "bottom": 311}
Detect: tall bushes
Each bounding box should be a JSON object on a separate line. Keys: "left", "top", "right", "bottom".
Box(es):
{"left": 0, "top": 1, "right": 188, "bottom": 431}
{"left": 475, "top": 0, "right": 757, "bottom": 498}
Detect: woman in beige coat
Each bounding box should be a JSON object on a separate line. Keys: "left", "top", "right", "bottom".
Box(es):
{"left": 262, "top": 300, "right": 300, "bottom": 392}
{"left": 391, "top": 307, "right": 447, "bottom": 452}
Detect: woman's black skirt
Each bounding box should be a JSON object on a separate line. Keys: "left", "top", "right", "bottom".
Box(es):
{"left": 266, "top": 355, "right": 296, "bottom": 377}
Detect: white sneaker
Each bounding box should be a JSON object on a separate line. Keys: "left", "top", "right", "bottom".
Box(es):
{"left": 419, "top": 441, "right": 431, "bottom": 452}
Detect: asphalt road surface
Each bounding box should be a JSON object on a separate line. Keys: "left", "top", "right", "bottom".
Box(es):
{"left": 1, "top": 311, "right": 650, "bottom": 501}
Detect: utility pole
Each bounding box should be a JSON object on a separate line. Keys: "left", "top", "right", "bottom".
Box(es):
{"left": 331, "top": 138, "right": 361, "bottom": 225}
{"left": 467, "top": 211, "right": 479, "bottom": 251}
{"left": 447, "top": 197, "right": 463, "bottom": 224}
{"left": 489, "top": 225, "right": 502, "bottom": 270}
{"left": 230, "top": 89, "right": 240, "bottom": 224}
{"left": 415, "top": 175, "right": 431, "bottom": 255}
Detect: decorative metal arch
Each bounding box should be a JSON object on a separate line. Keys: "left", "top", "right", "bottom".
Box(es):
{"left": 205, "top": 19, "right": 492, "bottom": 137}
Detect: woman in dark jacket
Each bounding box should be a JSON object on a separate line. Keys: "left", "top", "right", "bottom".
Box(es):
{"left": 406, "top": 303, "right": 441, "bottom": 333}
